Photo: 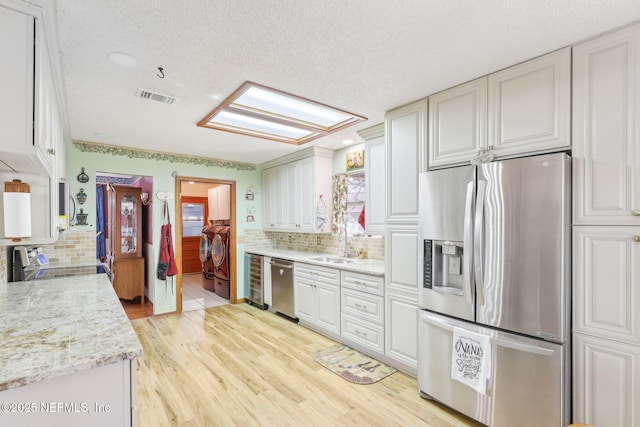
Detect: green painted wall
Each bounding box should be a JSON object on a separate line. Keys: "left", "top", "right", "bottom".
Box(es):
{"left": 66, "top": 143, "right": 262, "bottom": 314}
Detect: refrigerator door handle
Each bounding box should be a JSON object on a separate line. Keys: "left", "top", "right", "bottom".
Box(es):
{"left": 420, "top": 312, "right": 554, "bottom": 357}
{"left": 463, "top": 181, "right": 475, "bottom": 305}
{"left": 474, "top": 179, "right": 486, "bottom": 307}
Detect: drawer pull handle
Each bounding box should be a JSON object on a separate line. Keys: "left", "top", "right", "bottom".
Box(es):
{"left": 354, "top": 303, "right": 368, "bottom": 311}
{"left": 633, "top": 210, "right": 640, "bottom": 216}
{"left": 355, "top": 329, "right": 367, "bottom": 337}
{"left": 354, "top": 280, "right": 366, "bottom": 286}
{"left": 634, "top": 236, "right": 640, "bottom": 243}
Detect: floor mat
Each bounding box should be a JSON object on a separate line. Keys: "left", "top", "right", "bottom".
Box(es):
{"left": 313, "top": 343, "right": 397, "bottom": 385}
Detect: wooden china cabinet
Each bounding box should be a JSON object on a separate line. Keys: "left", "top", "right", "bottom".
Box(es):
{"left": 110, "top": 186, "right": 144, "bottom": 304}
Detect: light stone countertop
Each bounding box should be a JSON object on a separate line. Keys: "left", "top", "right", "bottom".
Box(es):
{"left": 244, "top": 248, "right": 385, "bottom": 276}
{"left": 0, "top": 273, "right": 142, "bottom": 391}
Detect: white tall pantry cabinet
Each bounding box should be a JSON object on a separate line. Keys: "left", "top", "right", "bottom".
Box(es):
{"left": 572, "top": 23, "right": 640, "bottom": 427}
{"left": 383, "top": 100, "right": 427, "bottom": 375}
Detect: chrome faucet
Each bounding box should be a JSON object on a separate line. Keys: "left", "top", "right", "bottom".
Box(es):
{"left": 342, "top": 224, "right": 351, "bottom": 258}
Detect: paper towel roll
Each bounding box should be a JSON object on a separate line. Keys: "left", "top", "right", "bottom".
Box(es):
{"left": 4, "top": 191, "right": 31, "bottom": 240}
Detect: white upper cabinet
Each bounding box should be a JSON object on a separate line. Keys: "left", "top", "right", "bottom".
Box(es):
{"left": 208, "top": 185, "right": 230, "bottom": 221}
{"left": 573, "top": 24, "right": 640, "bottom": 225}
{"left": 357, "top": 124, "right": 386, "bottom": 236}
{"left": 0, "top": 3, "right": 66, "bottom": 244}
{"left": 428, "top": 77, "right": 487, "bottom": 168}
{"left": 385, "top": 99, "right": 427, "bottom": 223}
{"left": 365, "top": 135, "right": 386, "bottom": 235}
{"left": 261, "top": 148, "right": 333, "bottom": 233}
{"left": 487, "top": 47, "right": 571, "bottom": 158}
{"left": 0, "top": 5, "right": 46, "bottom": 175}
{"left": 0, "top": 5, "right": 33, "bottom": 151}
{"left": 427, "top": 48, "right": 571, "bottom": 169}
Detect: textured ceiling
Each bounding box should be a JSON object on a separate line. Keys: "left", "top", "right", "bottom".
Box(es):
{"left": 52, "top": 0, "right": 640, "bottom": 165}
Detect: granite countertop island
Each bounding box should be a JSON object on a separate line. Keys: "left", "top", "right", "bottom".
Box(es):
{"left": 0, "top": 273, "right": 142, "bottom": 392}
{"left": 244, "top": 248, "right": 385, "bottom": 276}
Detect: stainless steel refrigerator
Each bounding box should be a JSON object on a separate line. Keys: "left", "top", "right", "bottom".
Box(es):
{"left": 417, "top": 152, "right": 571, "bottom": 427}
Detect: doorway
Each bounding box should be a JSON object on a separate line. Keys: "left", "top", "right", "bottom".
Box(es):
{"left": 174, "top": 176, "right": 237, "bottom": 313}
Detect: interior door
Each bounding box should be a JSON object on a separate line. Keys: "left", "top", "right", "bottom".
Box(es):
{"left": 181, "top": 197, "right": 208, "bottom": 274}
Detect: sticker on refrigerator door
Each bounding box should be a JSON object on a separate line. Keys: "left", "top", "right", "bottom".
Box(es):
{"left": 451, "top": 327, "right": 492, "bottom": 395}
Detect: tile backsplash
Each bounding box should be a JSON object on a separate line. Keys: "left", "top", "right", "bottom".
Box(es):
{"left": 0, "top": 231, "right": 97, "bottom": 284}
{"left": 239, "top": 229, "right": 385, "bottom": 260}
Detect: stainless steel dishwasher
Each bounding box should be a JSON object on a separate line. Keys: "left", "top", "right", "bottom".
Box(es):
{"left": 270, "top": 258, "right": 296, "bottom": 319}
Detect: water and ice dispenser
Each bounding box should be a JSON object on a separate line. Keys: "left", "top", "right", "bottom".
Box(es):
{"left": 423, "top": 240, "right": 465, "bottom": 295}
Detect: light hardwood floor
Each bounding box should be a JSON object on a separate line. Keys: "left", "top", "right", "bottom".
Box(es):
{"left": 132, "top": 303, "right": 481, "bottom": 427}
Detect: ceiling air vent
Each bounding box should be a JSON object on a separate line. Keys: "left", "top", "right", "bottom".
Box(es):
{"left": 135, "top": 88, "right": 177, "bottom": 105}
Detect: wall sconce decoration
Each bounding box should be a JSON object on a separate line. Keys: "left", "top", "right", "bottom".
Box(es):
{"left": 76, "top": 188, "right": 87, "bottom": 205}
{"left": 3, "top": 179, "right": 31, "bottom": 241}
{"left": 140, "top": 192, "right": 150, "bottom": 205}
{"left": 246, "top": 206, "right": 255, "bottom": 222}
{"left": 75, "top": 208, "right": 88, "bottom": 226}
{"left": 245, "top": 185, "right": 255, "bottom": 200}
{"left": 76, "top": 167, "right": 89, "bottom": 183}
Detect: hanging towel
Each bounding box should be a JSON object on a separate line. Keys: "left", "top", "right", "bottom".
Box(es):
{"left": 451, "top": 327, "right": 492, "bottom": 395}
{"left": 158, "top": 200, "right": 179, "bottom": 282}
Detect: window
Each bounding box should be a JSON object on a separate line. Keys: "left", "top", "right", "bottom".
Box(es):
{"left": 197, "top": 81, "right": 366, "bottom": 145}
{"left": 345, "top": 172, "right": 365, "bottom": 235}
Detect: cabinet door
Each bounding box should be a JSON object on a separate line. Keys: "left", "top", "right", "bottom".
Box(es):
{"left": 113, "top": 257, "right": 144, "bottom": 301}
{"left": 0, "top": 6, "right": 34, "bottom": 151}
{"left": 285, "top": 162, "right": 299, "bottom": 229}
{"left": 263, "top": 167, "right": 286, "bottom": 228}
{"left": 385, "top": 100, "right": 427, "bottom": 223}
{"left": 573, "top": 333, "right": 640, "bottom": 427}
{"left": 573, "top": 226, "right": 640, "bottom": 345}
{"left": 315, "top": 281, "right": 341, "bottom": 336}
{"left": 35, "top": 19, "right": 56, "bottom": 173}
{"left": 274, "top": 166, "right": 287, "bottom": 228}
{"left": 294, "top": 276, "right": 315, "bottom": 323}
{"left": 573, "top": 25, "right": 640, "bottom": 225}
{"left": 297, "top": 157, "right": 315, "bottom": 231}
{"left": 428, "top": 77, "right": 487, "bottom": 169}
{"left": 488, "top": 47, "right": 571, "bottom": 158}
{"left": 385, "top": 288, "right": 418, "bottom": 372}
{"left": 365, "top": 135, "right": 386, "bottom": 235}
{"left": 114, "top": 187, "right": 143, "bottom": 258}
{"left": 385, "top": 226, "right": 419, "bottom": 294}
{"left": 262, "top": 169, "right": 276, "bottom": 228}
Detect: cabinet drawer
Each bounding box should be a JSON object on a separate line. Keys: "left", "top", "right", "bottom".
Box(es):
{"left": 341, "top": 288, "right": 384, "bottom": 325}
{"left": 295, "top": 263, "right": 339, "bottom": 285}
{"left": 341, "top": 271, "right": 384, "bottom": 296}
{"left": 341, "top": 314, "right": 384, "bottom": 353}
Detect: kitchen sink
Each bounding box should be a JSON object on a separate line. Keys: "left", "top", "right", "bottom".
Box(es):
{"left": 309, "top": 256, "right": 354, "bottom": 264}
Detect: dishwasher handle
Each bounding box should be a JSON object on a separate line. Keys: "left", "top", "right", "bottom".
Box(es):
{"left": 269, "top": 261, "right": 293, "bottom": 269}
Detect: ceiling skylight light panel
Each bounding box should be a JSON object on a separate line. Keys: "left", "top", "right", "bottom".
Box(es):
{"left": 234, "top": 86, "right": 353, "bottom": 128}
{"left": 197, "top": 81, "right": 366, "bottom": 145}
{"left": 211, "top": 110, "right": 314, "bottom": 139}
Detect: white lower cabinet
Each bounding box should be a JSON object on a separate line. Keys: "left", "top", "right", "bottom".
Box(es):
{"left": 340, "top": 271, "right": 385, "bottom": 354}
{"left": 0, "top": 359, "right": 137, "bottom": 427}
{"left": 573, "top": 225, "right": 640, "bottom": 426}
{"left": 385, "top": 287, "right": 418, "bottom": 374}
{"left": 341, "top": 314, "right": 384, "bottom": 353}
{"left": 573, "top": 333, "right": 640, "bottom": 427}
{"left": 294, "top": 263, "right": 340, "bottom": 339}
